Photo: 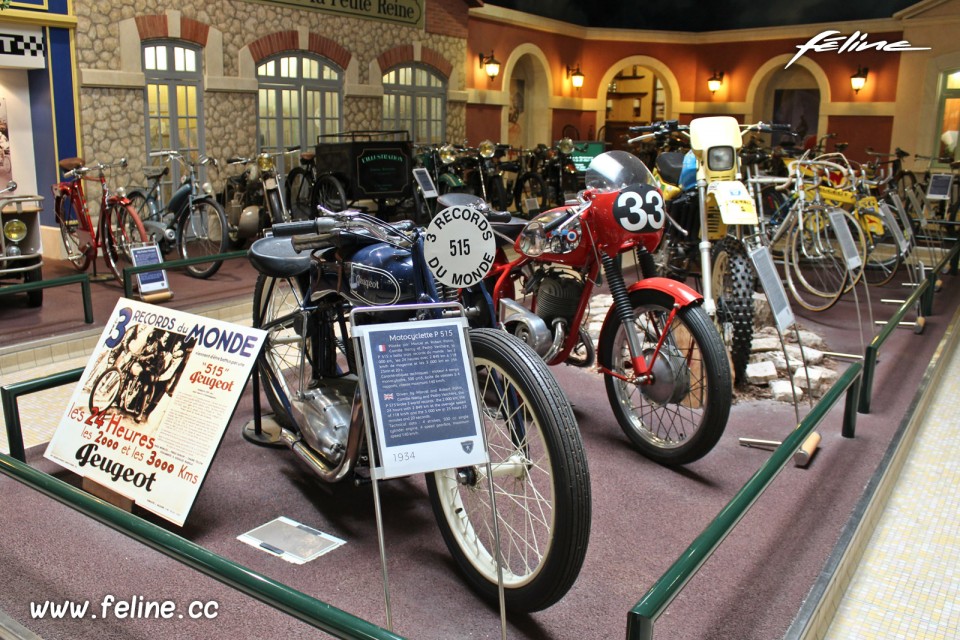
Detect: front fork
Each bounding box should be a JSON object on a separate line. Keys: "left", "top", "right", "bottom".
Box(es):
{"left": 596, "top": 251, "right": 681, "bottom": 384}
{"left": 697, "top": 179, "right": 716, "bottom": 317}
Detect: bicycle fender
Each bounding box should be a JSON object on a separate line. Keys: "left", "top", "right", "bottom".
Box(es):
{"left": 627, "top": 276, "right": 703, "bottom": 307}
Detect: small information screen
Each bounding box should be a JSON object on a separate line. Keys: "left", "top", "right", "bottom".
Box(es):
{"left": 354, "top": 317, "right": 487, "bottom": 478}
{"left": 926, "top": 173, "right": 954, "bottom": 201}
{"left": 130, "top": 243, "right": 169, "bottom": 295}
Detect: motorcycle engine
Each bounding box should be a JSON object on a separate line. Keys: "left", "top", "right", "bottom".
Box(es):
{"left": 297, "top": 376, "right": 356, "bottom": 464}
{"left": 535, "top": 270, "right": 583, "bottom": 326}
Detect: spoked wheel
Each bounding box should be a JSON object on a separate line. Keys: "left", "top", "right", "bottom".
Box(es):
{"left": 176, "top": 197, "right": 228, "bottom": 279}
{"left": 55, "top": 194, "right": 91, "bottom": 271}
{"left": 711, "top": 237, "right": 755, "bottom": 387}
{"left": 89, "top": 367, "right": 122, "bottom": 416}
{"left": 285, "top": 168, "right": 314, "bottom": 221}
{"left": 103, "top": 203, "right": 148, "bottom": 280}
{"left": 860, "top": 208, "right": 902, "bottom": 286}
{"left": 513, "top": 172, "right": 547, "bottom": 218}
{"left": 311, "top": 174, "right": 348, "bottom": 212}
{"left": 252, "top": 274, "right": 311, "bottom": 427}
{"left": 598, "top": 289, "right": 732, "bottom": 465}
{"left": 426, "top": 328, "right": 591, "bottom": 613}
{"left": 785, "top": 205, "right": 851, "bottom": 312}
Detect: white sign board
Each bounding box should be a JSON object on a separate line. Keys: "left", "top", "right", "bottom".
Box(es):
{"left": 827, "top": 209, "right": 863, "bottom": 272}
{"left": 353, "top": 317, "right": 487, "bottom": 479}
{"left": 926, "top": 173, "right": 954, "bottom": 201}
{"left": 423, "top": 205, "right": 496, "bottom": 288}
{"left": 750, "top": 244, "right": 795, "bottom": 332}
{"left": 44, "top": 299, "right": 266, "bottom": 526}
{"left": 412, "top": 167, "right": 439, "bottom": 200}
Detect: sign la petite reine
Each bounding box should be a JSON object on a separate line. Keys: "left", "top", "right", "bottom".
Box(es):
{"left": 265, "top": 0, "right": 424, "bottom": 29}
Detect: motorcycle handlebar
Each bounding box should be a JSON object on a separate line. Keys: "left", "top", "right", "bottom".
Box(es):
{"left": 271, "top": 217, "right": 339, "bottom": 237}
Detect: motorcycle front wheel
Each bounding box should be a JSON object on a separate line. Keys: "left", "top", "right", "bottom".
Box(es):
{"left": 426, "top": 328, "right": 591, "bottom": 613}
{"left": 598, "top": 289, "right": 732, "bottom": 465}
{"left": 711, "top": 237, "right": 755, "bottom": 387}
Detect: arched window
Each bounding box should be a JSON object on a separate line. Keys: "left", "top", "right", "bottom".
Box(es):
{"left": 257, "top": 52, "right": 343, "bottom": 169}
{"left": 382, "top": 64, "right": 446, "bottom": 144}
{"left": 935, "top": 69, "right": 960, "bottom": 164}
{"left": 143, "top": 41, "right": 203, "bottom": 185}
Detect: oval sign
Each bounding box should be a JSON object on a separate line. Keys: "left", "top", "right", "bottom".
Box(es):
{"left": 423, "top": 205, "right": 496, "bottom": 288}
{"left": 612, "top": 183, "right": 666, "bottom": 233}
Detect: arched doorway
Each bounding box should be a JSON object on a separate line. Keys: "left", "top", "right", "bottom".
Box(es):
{"left": 596, "top": 57, "right": 678, "bottom": 152}
{"left": 759, "top": 65, "right": 820, "bottom": 150}
{"left": 504, "top": 50, "right": 550, "bottom": 149}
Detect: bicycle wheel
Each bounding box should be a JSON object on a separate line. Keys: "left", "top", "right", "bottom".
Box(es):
{"left": 513, "top": 172, "right": 547, "bottom": 217}
{"left": 598, "top": 289, "right": 732, "bottom": 465}
{"left": 426, "top": 328, "right": 591, "bottom": 613}
{"left": 285, "top": 167, "right": 314, "bottom": 221}
{"left": 860, "top": 207, "right": 902, "bottom": 286}
{"left": 55, "top": 193, "right": 91, "bottom": 271}
{"left": 89, "top": 367, "right": 122, "bottom": 415}
{"left": 784, "top": 206, "right": 850, "bottom": 312}
{"left": 176, "top": 197, "right": 228, "bottom": 279}
{"left": 253, "top": 274, "right": 309, "bottom": 427}
{"left": 311, "top": 174, "right": 348, "bottom": 212}
{"left": 103, "top": 203, "right": 148, "bottom": 281}
{"left": 711, "top": 237, "right": 755, "bottom": 387}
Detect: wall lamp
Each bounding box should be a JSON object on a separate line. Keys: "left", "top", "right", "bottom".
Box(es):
{"left": 851, "top": 66, "right": 869, "bottom": 94}
{"left": 478, "top": 51, "right": 500, "bottom": 81}
{"left": 566, "top": 64, "right": 584, "bottom": 90}
{"left": 707, "top": 71, "right": 724, "bottom": 93}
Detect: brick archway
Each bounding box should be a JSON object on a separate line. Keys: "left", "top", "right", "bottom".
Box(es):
{"left": 248, "top": 31, "right": 351, "bottom": 70}
{"left": 377, "top": 44, "right": 452, "bottom": 79}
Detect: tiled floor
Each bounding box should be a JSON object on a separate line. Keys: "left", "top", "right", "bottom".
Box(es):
{"left": 821, "top": 324, "right": 960, "bottom": 640}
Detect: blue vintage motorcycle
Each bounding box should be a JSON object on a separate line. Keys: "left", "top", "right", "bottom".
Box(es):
{"left": 248, "top": 210, "right": 591, "bottom": 612}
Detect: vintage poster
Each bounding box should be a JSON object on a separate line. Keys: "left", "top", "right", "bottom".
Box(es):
{"left": 44, "top": 299, "right": 266, "bottom": 526}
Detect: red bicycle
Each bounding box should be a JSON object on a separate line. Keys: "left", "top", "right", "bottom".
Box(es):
{"left": 53, "top": 157, "right": 147, "bottom": 281}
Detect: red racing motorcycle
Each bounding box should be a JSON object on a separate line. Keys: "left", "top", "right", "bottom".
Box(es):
{"left": 455, "top": 150, "right": 732, "bottom": 465}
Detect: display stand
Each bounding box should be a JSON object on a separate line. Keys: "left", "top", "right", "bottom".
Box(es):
{"left": 130, "top": 242, "right": 173, "bottom": 302}
{"left": 877, "top": 196, "right": 926, "bottom": 334}
{"left": 349, "top": 301, "right": 508, "bottom": 640}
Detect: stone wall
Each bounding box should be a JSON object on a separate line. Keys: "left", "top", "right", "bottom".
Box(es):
{"left": 72, "top": 0, "right": 469, "bottom": 187}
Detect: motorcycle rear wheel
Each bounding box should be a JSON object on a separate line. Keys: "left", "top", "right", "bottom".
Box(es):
{"left": 598, "top": 289, "right": 732, "bottom": 465}
{"left": 426, "top": 328, "right": 591, "bottom": 613}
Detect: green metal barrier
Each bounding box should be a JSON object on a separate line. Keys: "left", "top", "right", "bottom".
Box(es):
{"left": 626, "top": 363, "right": 863, "bottom": 640}
{"left": 859, "top": 241, "right": 960, "bottom": 414}
{"left": 122, "top": 250, "right": 249, "bottom": 298}
{"left": 1, "top": 369, "right": 406, "bottom": 640}
{"left": 0, "top": 274, "right": 94, "bottom": 323}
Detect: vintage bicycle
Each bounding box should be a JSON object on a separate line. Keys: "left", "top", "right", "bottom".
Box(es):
{"left": 53, "top": 157, "right": 148, "bottom": 281}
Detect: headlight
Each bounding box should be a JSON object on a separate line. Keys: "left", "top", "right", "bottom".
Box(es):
{"left": 479, "top": 140, "right": 496, "bottom": 158}
{"left": 116, "top": 186, "right": 127, "bottom": 198}
{"left": 257, "top": 154, "right": 275, "bottom": 173}
{"left": 4, "top": 218, "right": 27, "bottom": 243}
{"left": 202, "top": 182, "right": 214, "bottom": 195}
{"left": 558, "top": 137, "right": 575, "bottom": 154}
{"left": 439, "top": 144, "right": 457, "bottom": 165}
{"left": 707, "top": 146, "right": 735, "bottom": 172}
{"left": 518, "top": 221, "right": 546, "bottom": 257}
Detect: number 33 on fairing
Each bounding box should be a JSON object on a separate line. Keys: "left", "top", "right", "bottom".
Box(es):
{"left": 612, "top": 184, "right": 666, "bottom": 232}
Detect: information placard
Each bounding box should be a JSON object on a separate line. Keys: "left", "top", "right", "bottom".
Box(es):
{"left": 879, "top": 200, "right": 910, "bottom": 255}
{"left": 827, "top": 208, "right": 863, "bottom": 272}
{"left": 412, "top": 167, "right": 438, "bottom": 200}
{"left": 353, "top": 317, "right": 487, "bottom": 479}
{"left": 130, "top": 242, "right": 170, "bottom": 298}
{"left": 926, "top": 173, "right": 954, "bottom": 201}
{"left": 44, "top": 299, "right": 265, "bottom": 526}
{"left": 750, "top": 244, "right": 795, "bottom": 333}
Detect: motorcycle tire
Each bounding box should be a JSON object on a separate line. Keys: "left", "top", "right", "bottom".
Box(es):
{"left": 710, "top": 237, "right": 755, "bottom": 387}
{"left": 24, "top": 259, "right": 43, "bottom": 308}
{"left": 426, "top": 328, "right": 591, "bottom": 613}
{"left": 513, "top": 172, "right": 547, "bottom": 217}
{"left": 266, "top": 186, "right": 288, "bottom": 226}
{"left": 598, "top": 289, "right": 732, "bottom": 466}
{"left": 89, "top": 367, "right": 123, "bottom": 416}
{"left": 485, "top": 175, "right": 509, "bottom": 211}
{"left": 176, "top": 197, "right": 228, "bottom": 279}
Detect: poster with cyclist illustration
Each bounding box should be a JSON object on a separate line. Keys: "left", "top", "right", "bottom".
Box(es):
{"left": 44, "top": 299, "right": 265, "bottom": 526}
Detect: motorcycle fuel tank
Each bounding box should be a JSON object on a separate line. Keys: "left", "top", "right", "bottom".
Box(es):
{"left": 347, "top": 243, "right": 416, "bottom": 306}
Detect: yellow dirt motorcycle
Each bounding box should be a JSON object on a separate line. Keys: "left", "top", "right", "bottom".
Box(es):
{"left": 629, "top": 117, "right": 788, "bottom": 386}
